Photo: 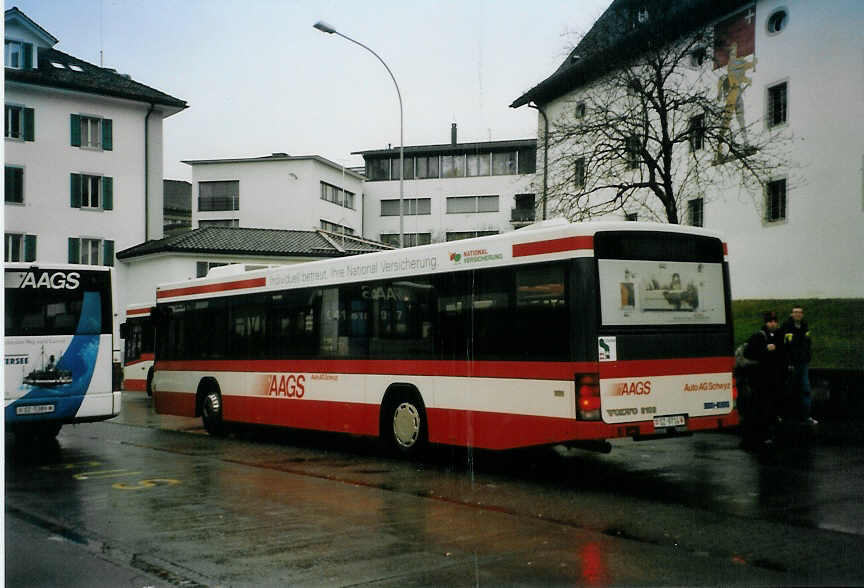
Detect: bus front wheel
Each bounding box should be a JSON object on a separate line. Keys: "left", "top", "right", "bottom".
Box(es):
{"left": 200, "top": 384, "right": 227, "bottom": 437}
{"left": 383, "top": 390, "right": 428, "bottom": 457}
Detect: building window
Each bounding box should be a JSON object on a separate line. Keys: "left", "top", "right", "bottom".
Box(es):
{"left": 4, "top": 40, "right": 31, "bottom": 69}
{"left": 446, "top": 230, "right": 498, "bottom": 242}
{"left": 446, "top": 195, "right": 499, "bottom": 214}
{"left": 367, "top": 158, "right": 390, "bottom": 181}
{"left": 70, "top": 114, "right": 112, "bottom": 150}
{"left": 381, "top": 198, "right": 431, "bottom": 216}
{"left": 5, "top": 233, "right": 36, "bottom": 262}
{"left": 70, "top": 174, "right": 113, "bottom": 210}
{"left": 767, "top": 82, "right": 788, "bottom": 128}
{"left": 517, "top": 146, "right": 537, "bottom": 174}
{"left": 689, "top": 114, "right": 705, "bottom": 151}
{"left": 320, "top": 181, "right": 355, "bottom": 209}
{"left": 380, "top": 233, "right": 431, "bottom": 248}
{"left": 492, "top": 151, "right": 516, "bottom": 175}
{"left": 199, "top": 180, "right": 239, "bottom": 212}
{"left": 442, "top": 154, "right": 466, "bottom": 178}
{"left": 767, "top": 9, "right": 788, "bottom": 35}
{"left": 416, "top": 155, "right": 440, "bottom": 179}
{"left": 687, "top": 198, "right": 704, "bottom": 227}
{"left": 574, "top": 157, "right": 586, "bottom": 188}
{"left": 574, "top": 102, "right": 586, "bottom": 119}
{"left": 5, "top": 166, "right": 24, "bottom": 203}
{"left": 5, "top": 104, "right": 34, "bottom": 140}
{"left": 198, "top": 219, "right": 239, "bottom": 228}
{"left": 765, "top": 179, "right": 787, "bottom": 223}
{"left": 625, "top": 136, "right": 641, "bottom": 168}
{"left": 512, "top": 194, "right": 536, "bottom": 223}
{"left": 467, "top": 153, "right": 491, "bottom": 177}
{"left": 320, "top": 220, "right": 355, "bottom": 235}
{"left": 68, "top": 237, "right": 114, "bottom": 267}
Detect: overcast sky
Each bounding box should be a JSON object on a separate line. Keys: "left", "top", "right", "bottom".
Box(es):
{"left": 12, "top": 0, "right": 610, "bottom": 179}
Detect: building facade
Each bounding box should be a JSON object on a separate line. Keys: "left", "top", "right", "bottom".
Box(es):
{"left": 512, "top": 0, "right": 863, "bottom": 299}
{"left": 4, "top": 8, "right": 187, "bottom": 327}
{"left": 356, "top": 126, "right": 538, "bottom": 247}
{"left": 184, "top": 154, "right": 366, "bottom": 236}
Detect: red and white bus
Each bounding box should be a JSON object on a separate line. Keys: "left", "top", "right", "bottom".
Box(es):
{"left": 121, "top": 303, "right": 154, "bottom": 394}
{"left": 151, "top": 221, "right": 738, "bottom": 454}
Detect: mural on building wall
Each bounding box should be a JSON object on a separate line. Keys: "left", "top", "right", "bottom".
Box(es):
{"left": 714, "top": 6, "right": 757, "bottom": 157}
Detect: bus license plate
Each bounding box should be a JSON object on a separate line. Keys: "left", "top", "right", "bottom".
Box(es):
{"left": 16, "top": 404, "right": 55, "bottom": 415}
{"left": 654, "top": 415, "right": 686, "bottom": 428}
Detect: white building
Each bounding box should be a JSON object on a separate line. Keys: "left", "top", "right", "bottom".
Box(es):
{"left": 356, "top": 126, "right": 538, "bottom": 247}
{"left": 4, "top": 7, "right": 187, "bottom": 322}
{"left": 511, "top": 0, "right": 863, "bottom": 299}
{"left": 184, "top": 153, "right": 366, "bottom": 236}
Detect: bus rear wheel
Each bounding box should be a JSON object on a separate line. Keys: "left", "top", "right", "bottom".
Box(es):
{"left": 200, "top": 385, "right": 227, "bottom": 437}
{"left": 383, "top": 391, "right": 428, "bottom": 457}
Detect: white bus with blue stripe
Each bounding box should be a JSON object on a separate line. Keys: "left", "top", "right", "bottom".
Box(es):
{"left": 4, "top": 263, "right": 120, "bottom": 438}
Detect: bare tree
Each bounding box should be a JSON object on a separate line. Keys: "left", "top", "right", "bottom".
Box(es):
{"left": 544, "top": 4, "right": 792, "bottom": 224}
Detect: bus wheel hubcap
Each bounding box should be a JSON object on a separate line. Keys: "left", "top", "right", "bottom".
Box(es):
{"left": 393, "top": 403, "right": 420, "bottom": 447}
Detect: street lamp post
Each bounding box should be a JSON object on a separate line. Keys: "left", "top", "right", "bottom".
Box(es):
{"left": 313, "top": 21, "right": 405, "bottom": 248}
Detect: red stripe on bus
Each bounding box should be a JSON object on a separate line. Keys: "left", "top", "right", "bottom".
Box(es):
{"left": 154, "top": 390, "right": 738, "bottom": 449}
{"left": 126, "top": 307, "right": 151, "bottom": 316}
{"left": 154, "top": 359, "right": 598, "bottom": 381}
{"left": 512, "top": 236, "right": 594, "bottom": 258}
{"left": 124, "top": 379, "right": 147, "bottom": 391}
{"left": 154, "top": 357, "right": 731, "bottom": 380}
{"left": 599, "top": 356, "right": 733, "bottom": 378}
{"left": 157, "top": 277, "right": 267, "bottom": 300}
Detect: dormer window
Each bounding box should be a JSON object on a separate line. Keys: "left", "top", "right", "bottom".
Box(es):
{"left": 4, "top": 40, "right": 32, "bottom": 69}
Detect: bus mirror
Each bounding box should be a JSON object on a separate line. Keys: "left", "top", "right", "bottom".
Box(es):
{"left": 119, "top": 322, "right": 129, "bottom": 339}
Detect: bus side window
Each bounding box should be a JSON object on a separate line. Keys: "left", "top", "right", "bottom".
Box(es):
{"left": 515, "top": 264, "right": 569, "bottom": 361}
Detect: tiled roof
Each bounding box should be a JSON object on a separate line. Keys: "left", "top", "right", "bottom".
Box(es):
{"left": 5, "top": 47, "right": 187, "bottom": 110}
{"left": 116, "top": 227, "right": 392, "bottom": 261}
{"left": 510, "top": 0, "right": 749, "bottom": 108}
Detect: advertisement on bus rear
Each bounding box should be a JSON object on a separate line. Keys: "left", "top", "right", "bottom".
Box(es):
{"left": 598, "top": 259, "right": 726, "bottom": 325}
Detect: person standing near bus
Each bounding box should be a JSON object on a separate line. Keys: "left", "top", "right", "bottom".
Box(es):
{"left": 782, "top": 306, "right": 816, "bottom": 425}
{"left": 741, "top": 311, "right": 785, "bottom": 448}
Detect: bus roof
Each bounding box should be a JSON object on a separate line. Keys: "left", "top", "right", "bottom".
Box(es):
{"left": 155, "top": 221, "right": 726, "bottom": 303}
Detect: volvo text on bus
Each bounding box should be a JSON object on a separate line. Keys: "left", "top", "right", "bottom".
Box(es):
{"left": 151, "top": 222, "right": 738, "bottom": 454}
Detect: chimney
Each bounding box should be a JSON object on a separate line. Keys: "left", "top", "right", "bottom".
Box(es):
{"left": 451, "top": 123, "right": 457, "bottom": 145}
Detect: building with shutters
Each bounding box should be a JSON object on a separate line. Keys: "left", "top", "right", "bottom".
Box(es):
{"left": 511, "top": 0, "right": 863, "bottom": 299}
{"left": 4, "top": 7, "right": 187, "bottom": 327}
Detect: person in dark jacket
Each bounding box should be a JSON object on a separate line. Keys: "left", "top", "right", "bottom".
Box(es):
{"left": 782, "top": 306, "right": 816, "bottom": 424}
{"left": 741, "top": 311, "right": 785, "bottom": 448}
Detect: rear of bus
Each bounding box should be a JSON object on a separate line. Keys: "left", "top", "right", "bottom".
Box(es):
{"left": 4, "top": 263, "right": 120, "bottom": 437}
{"left": 120, "top": 304, "right": 155, "bottom": 394}
{"left": 578, "top": 229, "right": 738, "bottom": 441}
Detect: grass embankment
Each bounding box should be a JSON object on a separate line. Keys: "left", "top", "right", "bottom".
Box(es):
{"left": 731, "top": 299, "right": 863, "bottom": 371}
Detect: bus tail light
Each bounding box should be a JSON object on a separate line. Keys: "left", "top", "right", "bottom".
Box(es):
{"left": 576, "top": 374, "right": 601, "bottom": 421}
{"left": 732, "top": 375, "right": 739, "bottom": 410}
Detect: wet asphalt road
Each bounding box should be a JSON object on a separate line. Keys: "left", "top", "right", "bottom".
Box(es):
{"left": 6, "top": 390, "right": 864, "bottom": 587}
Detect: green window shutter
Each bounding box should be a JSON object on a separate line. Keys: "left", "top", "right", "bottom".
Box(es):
{"left": 70, "top": 173, "right": 81, "bottom": 208}
{"left": 68, "top": 238, "right": 80, "bottom": 264}
{"left": 102, "top": 176, "right": 113, "bottom": 210}
{"left": 70, "top": 114, "right": 81, "bottom": 146}
{"left": 23, "top": 43, "right": 33, "bottom": 69}
{"left": 23, "top": 108, "right": 35, "bottom": 141}
{"left": 103, "top": 240, "right": 115, "bottom": 267}
{"left": 102, "top": 118, "right": 112, "bottom": 151}
{"left": 24, "top": 235, "right": 37, "bottom": 262}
